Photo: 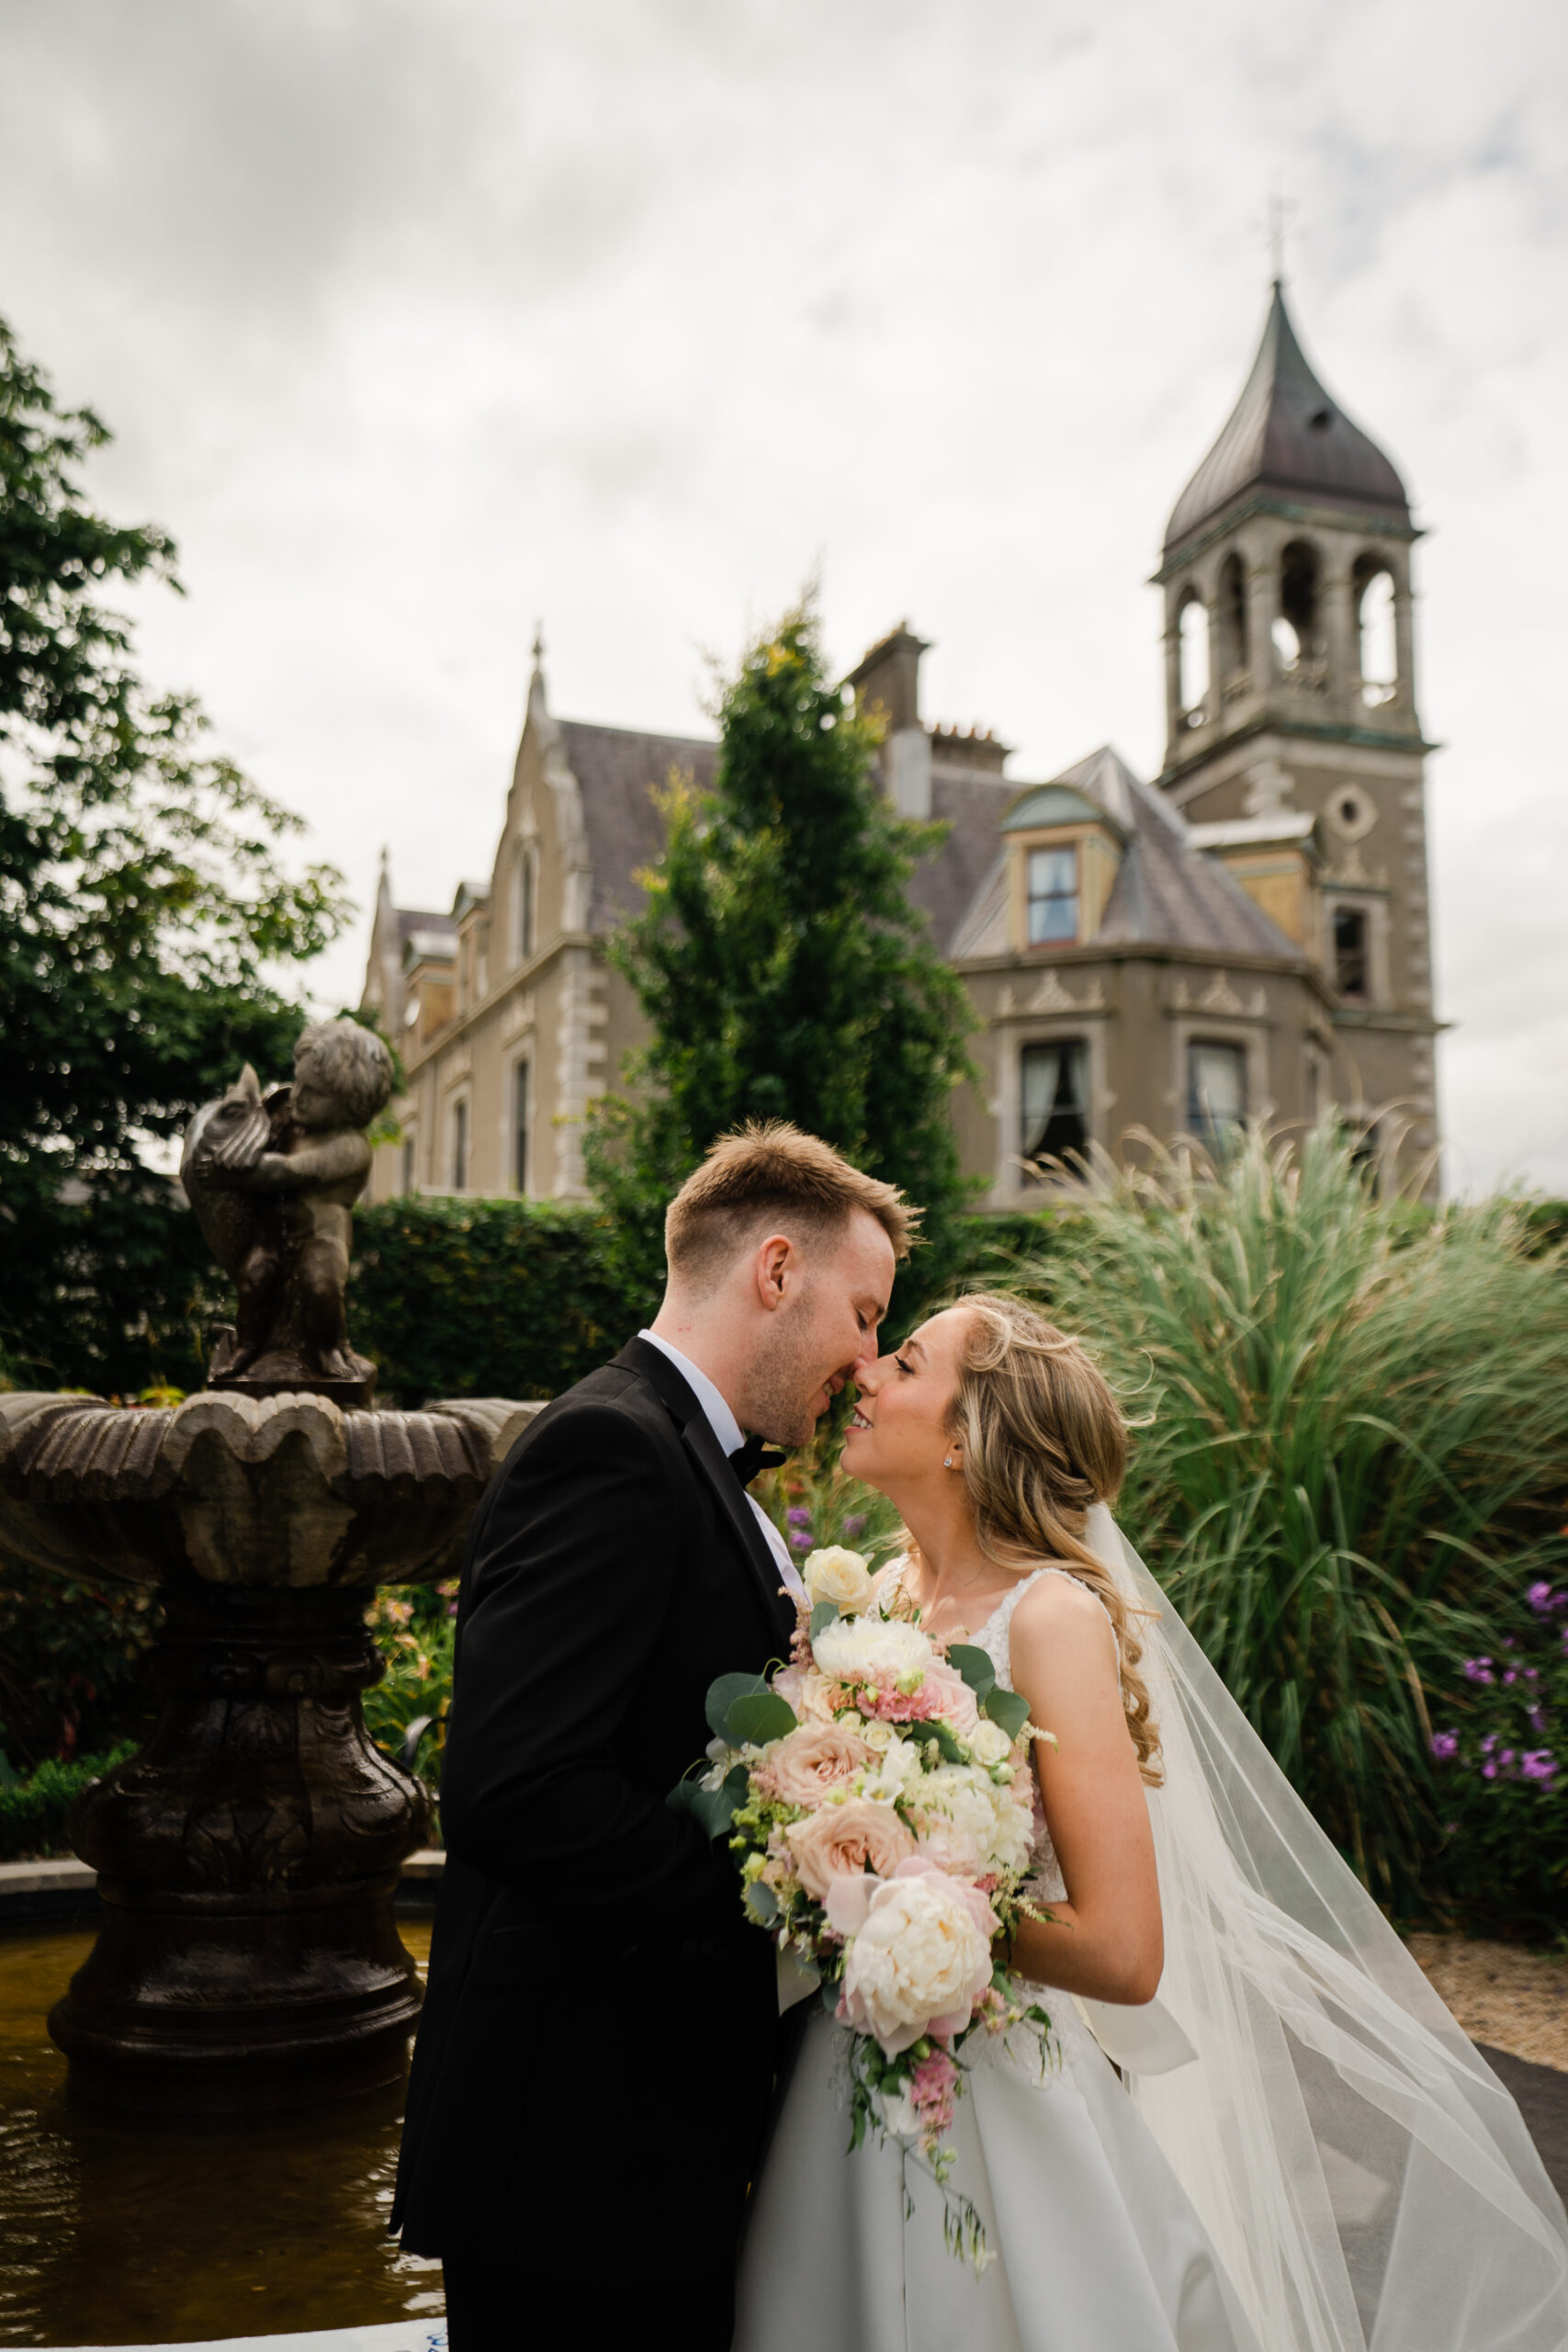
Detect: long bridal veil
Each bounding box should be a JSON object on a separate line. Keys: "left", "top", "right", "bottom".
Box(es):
{"left": 1084, "top": 1502, "right": 1568, "bottom": 2351}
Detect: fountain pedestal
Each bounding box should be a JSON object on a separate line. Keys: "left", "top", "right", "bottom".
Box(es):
{"left": 0, "top": 1388, "right": 540, "bottom": 2113}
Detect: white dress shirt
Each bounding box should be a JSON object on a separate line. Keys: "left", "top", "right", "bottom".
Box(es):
{"left": 636, "top": 1329, "right": 805, "bottom": 1600}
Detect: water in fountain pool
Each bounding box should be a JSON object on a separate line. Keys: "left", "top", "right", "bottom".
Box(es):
{"left": 0, "top": 1923, "right": 443, "bottom": 2348}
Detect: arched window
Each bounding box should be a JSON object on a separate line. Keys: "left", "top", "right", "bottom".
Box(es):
{"left": 1354, "top": 559, "right": 1397, "bottom": 705}
{"left": 1218, "top": 552, "right": 1248, "bottom": 683}
{"left": 1274, "top": 540, "right": 1322, "bottom": 674}
{"left": 450, "top": 1096, "right": 469, "bottom": 1193}
{"left": 1333, "top": 905, "right": 1369, "bottom": 1000}
{"left": 513, "top": 844, "right": 536, "bottom": 964}
{"left": 1179, "top": 595, "right": 1209, "bottom": 720}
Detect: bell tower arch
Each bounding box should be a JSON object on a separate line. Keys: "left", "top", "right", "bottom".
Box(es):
{"left": 1153, "top": 280, "right": 1438, "bottom": 1166}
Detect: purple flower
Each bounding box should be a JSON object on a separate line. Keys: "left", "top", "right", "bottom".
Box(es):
{"left": 1520, "top": 1750, "right": 1558, "bottom": 1785}
{"left": 1526, "top": 1581, "right": 1566, "bottom": 1617}
{"left": 1498, "top": 1749, "right": 1517, "bottom": 1769}
{"left": 1528, "top": 1705, "right": 1549, "bottom": 1737}
{"left": 785, "top": 1507, "right": 812, "bottom": 1528}
{"left": 789, "top": 1530, "right": 813, "bottom": 1554}
{"left": 1483, "top": 1761, "right": 1498, "bottom": 1780}
{"left": 1429, "top": 1731, "right": 1460, "bottom": 1760}
{"left": 1480, "top": 1735, "right": 1499, "bottom": 1755}
{"left": 1463, "top": 1657, "right": 1495, "bottom": 1685}
{"left": 843, "top": 1514, "right": 866, "bottom": 1539}
{"left": 1503, "top": 1669, "right": 1518, "bottom": 1686}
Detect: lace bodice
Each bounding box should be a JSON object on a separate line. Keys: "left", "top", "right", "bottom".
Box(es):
{"left": 881, "top": 1560, "right": 1116, "bottom": 1907}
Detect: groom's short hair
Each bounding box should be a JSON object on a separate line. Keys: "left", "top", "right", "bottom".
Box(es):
{"left": 665, "top": 1123, "right": 917, "bottom": 1291}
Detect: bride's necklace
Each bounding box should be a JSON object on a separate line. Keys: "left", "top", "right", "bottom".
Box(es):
{"left": 895, "top": 1556, "right": 1009, "bottom": 1644}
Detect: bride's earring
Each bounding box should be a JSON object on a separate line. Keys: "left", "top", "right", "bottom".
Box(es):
{"left": 943, "top": 1453, "right": 955, "bottom": 1468}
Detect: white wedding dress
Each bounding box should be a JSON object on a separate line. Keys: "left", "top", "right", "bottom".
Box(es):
{"left": 734, "top": 1513, "right": 1568, "bottom": 2352}
{"left": 735, "top": 1562, "right": 1257, "bottom": 2352}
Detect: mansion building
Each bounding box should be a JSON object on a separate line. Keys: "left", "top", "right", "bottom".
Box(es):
{"left": 362, "top": 283, "right": 1438, "bottom": 1208}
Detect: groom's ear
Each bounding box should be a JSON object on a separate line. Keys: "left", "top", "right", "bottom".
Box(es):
{"left": 752, "top": 1232, "right": 796, "bottom": 1310}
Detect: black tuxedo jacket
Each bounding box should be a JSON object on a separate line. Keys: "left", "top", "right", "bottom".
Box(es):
{"left": 392, "top": 1338, "right": 796, "bottom": 2280}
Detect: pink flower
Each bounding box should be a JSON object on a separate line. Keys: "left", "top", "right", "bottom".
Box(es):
{"left": 923, "top": 1657, "right": 981, "bottom": 1736}
{"left": 761, "top": 1723, "right": 873, "bottom": 1807}
{"left": 913, "top": 1818, "right": 981, "bottom": 1876}
{"left": 786, "top": 1799, "right": 917, "bottom": 1901}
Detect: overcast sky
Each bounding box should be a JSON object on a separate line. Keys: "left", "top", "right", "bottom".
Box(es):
{"left": 3, "top": 0, "right": 1564, "bottom": 1193}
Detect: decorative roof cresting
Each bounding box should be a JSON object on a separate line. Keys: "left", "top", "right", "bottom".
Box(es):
{"left": 1164, "top": 280, "right": 1410, "bottom": 556}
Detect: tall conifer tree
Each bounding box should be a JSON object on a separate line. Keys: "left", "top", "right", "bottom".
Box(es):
{"left": 586, "top": 600, "right": 978, "bottom": 1306}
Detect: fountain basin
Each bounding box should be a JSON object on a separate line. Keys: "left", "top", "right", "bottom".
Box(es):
{"left": 0, "top": 1390, "right": 541, "bottom": 2113}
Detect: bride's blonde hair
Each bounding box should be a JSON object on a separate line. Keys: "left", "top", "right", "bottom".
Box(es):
{"left": 935, "top": 1292, "right": 1162, "bottom": 1783}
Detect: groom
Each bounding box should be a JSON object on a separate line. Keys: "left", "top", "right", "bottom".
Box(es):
{"left": 393, "top": 1123, "right": 913, "bottom": 2349}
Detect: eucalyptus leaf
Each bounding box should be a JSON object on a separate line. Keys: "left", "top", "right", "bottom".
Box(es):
{"left": 982, "top": 1685, "right": 1031, "bottom": 1742}
{"left": 726, "top": 1690, "right": 799, "bottom": 1746}
{"left": 743, "top": 1879, "right": 780, "bottom": 1926}
{"left": 809, "top": 1600, "right": 841, "bottom": 1640}
{"left": 705, "top": 1671, "right": 770, "bottom": 1743}
{"left": 666, "top": 1763, "right": 749, "bottom": 1840}
{"left": 929, "top": 1719, "right": 967, "bottom": 1763}
{"left": 947, "top": 1642, "right": 997, "bottom": 1697}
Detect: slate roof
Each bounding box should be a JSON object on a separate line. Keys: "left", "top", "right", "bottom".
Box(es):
{"left": 947, "top": 745, "right": 1302, "bottom": 965}
{"left": 1165, "top": 283, "right": 1409, "bottom": 555}
{"left": 558, "top": 719, "right": 718, "bottom": 934}
{"left": 396, "top": 907, "right": 453, "bottom": 944}
{"left": 909, "top": 768, "right": 1018, "bottom": 954}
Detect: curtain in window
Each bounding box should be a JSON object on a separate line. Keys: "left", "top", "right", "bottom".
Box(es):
{"left": 1186, "top": 1040, "right": 1247, "bottom": 1146}
{"left": 1021, "top": 1039, "right": 1088, "bottom": 1171}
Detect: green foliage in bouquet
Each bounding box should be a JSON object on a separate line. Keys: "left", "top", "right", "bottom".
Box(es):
{"left": 0, "top": 309, "right": 348, "bottom": 1388}
{"left": 584, "top": 596, "right": 980, "bottom": 1320}
{"left": 1030, "top": 1120, "right": 1568, "bottom": 1913}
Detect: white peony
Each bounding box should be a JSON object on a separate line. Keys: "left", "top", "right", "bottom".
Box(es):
{"left": 840, "top": 1871, "right": 995, "bottom": 2053}
{"left": 968, "top": 1718, "right": 1014, "bottom": 1768}
{"left": 813, "top": 1613, "right": 931, "bottom": 1684}
{"left": 802, "top": 1546, "right": 877, "bottom": 1615}
{"left": 914, "top": 1762, "right": 1033, "bottom": 1876}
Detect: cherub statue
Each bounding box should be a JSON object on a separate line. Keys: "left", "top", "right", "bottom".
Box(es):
{"left": 182, "top": 1018, "right": 395, "bottom": 1402}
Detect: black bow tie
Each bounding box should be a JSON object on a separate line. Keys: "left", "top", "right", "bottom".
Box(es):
{"left": 728, "top": 1433, "right": 788, "bottom": 1487}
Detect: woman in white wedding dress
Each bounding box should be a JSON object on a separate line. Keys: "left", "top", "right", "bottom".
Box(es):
{"left": 735, "top": 1295, "right": 1568, "bottom": 2352}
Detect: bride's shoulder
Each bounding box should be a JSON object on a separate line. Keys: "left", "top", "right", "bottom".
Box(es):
{"left": 1010, "top": 1564, "right": 1118, "bottom": 1653}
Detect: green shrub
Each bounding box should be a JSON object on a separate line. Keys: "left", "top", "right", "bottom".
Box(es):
{"left": 1024, "top": 1124, "right": 1568, "bottom": 1915}
{"left": 0, "top": 1562, "right": 161, "bottom": 1770}
{"left": 0, "top": 1745, "right": 137, "bottom": 1860}
{"left": 363, "top": 1582, "right": 457, "bottom": 1803}
{"left": 349, "top": 1195, "right": 658, "bottom": 1404}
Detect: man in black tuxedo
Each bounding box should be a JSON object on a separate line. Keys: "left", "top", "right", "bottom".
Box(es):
{"left": 393, "top": 1124, "right": 913, "bottom": 2349}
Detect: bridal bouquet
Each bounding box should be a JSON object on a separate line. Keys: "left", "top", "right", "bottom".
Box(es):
{"left": 670, "top": 1546, "right": 1055, "bottom": 2270}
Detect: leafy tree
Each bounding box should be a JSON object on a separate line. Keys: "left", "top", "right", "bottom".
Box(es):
{"left": 585, "top": 599, "right": 978, "bottom": 1311}
{"left": 0, "top": 311, "right": 348, "bottom": 1386}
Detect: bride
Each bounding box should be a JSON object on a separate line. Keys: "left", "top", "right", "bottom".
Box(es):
{"left": 735, "top": 1293, "right": 1568, "bottom": 2352}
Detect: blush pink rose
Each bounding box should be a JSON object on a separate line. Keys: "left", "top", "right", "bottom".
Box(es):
{"left": 765, "top": 1723, "right": 873, "bottom": 1807}
{"left": 913, "top": 1818, "right": 980, "bottom": 1876}
{"left": 922, "top": 1658, "right": 981, "bottom": 1736}
{"left": 786, "top": 1799, "right": 917, "bottom": 1902}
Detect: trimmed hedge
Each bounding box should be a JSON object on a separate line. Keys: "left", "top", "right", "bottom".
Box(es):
{"left": 348, "top": 1195, "right": 1071, "bottom": 1405}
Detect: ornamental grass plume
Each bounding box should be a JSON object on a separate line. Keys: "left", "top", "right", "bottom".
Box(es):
{"left": 1022, "top": 1119, "right": 1568, "bottom": 1910}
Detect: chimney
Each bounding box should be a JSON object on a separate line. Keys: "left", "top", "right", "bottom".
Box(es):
{"left": 846, "top": 621, "right": 932, "bottom": 820}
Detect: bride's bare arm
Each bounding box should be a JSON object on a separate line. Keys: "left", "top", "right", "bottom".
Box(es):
{"left": 996, "top": 1575, "right": 1163, "bottom": 2006}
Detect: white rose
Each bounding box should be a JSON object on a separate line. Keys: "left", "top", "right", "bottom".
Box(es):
{"left": 841, "top": 1872, "right": 994, "bottom": 2052}
{"left": 813, "top": 1614, "right": 932, "bottom": 1684}
{"left": 861, "top": 1720, "right": 893, "bottom": 1753}
{"left": 968, "top": 1719, "right": 1013, "bottom": 1768}
{"left": 802, "top": 1546, "right": 877, "bottom": 1615}
{"left": 915, "top": 1763, "right": 1033, "bottom": 1876}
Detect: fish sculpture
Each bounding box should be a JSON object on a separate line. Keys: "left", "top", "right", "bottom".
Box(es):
{"left": 180, "top": 1064, "right": 290, "bottom": 1374}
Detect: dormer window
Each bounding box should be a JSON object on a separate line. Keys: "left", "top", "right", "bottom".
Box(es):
{"left": 1027, "top": 846, "right": 1078, "bottom": 944}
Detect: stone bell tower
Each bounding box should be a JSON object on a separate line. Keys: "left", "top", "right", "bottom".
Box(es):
{"left": 1153, "top": 280, "right": 1438, "bottom": 1161}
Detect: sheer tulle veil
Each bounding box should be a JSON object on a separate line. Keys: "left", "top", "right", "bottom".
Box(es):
{"left": 1082, "top": 1502, "right": 1568, "bottom": 2351}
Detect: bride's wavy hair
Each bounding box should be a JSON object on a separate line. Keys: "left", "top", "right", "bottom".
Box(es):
{"left": 940, "top": 1292, "right": 1162, "bottom": 1783}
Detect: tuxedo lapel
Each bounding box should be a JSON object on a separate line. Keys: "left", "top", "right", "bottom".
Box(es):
{"left": 612, "top": 1338, "right": 795, "bottom": 1643}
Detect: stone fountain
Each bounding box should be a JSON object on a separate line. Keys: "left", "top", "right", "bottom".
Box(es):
{"left": 0, "top": 1020, "right": 537, "bottom": 2114}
